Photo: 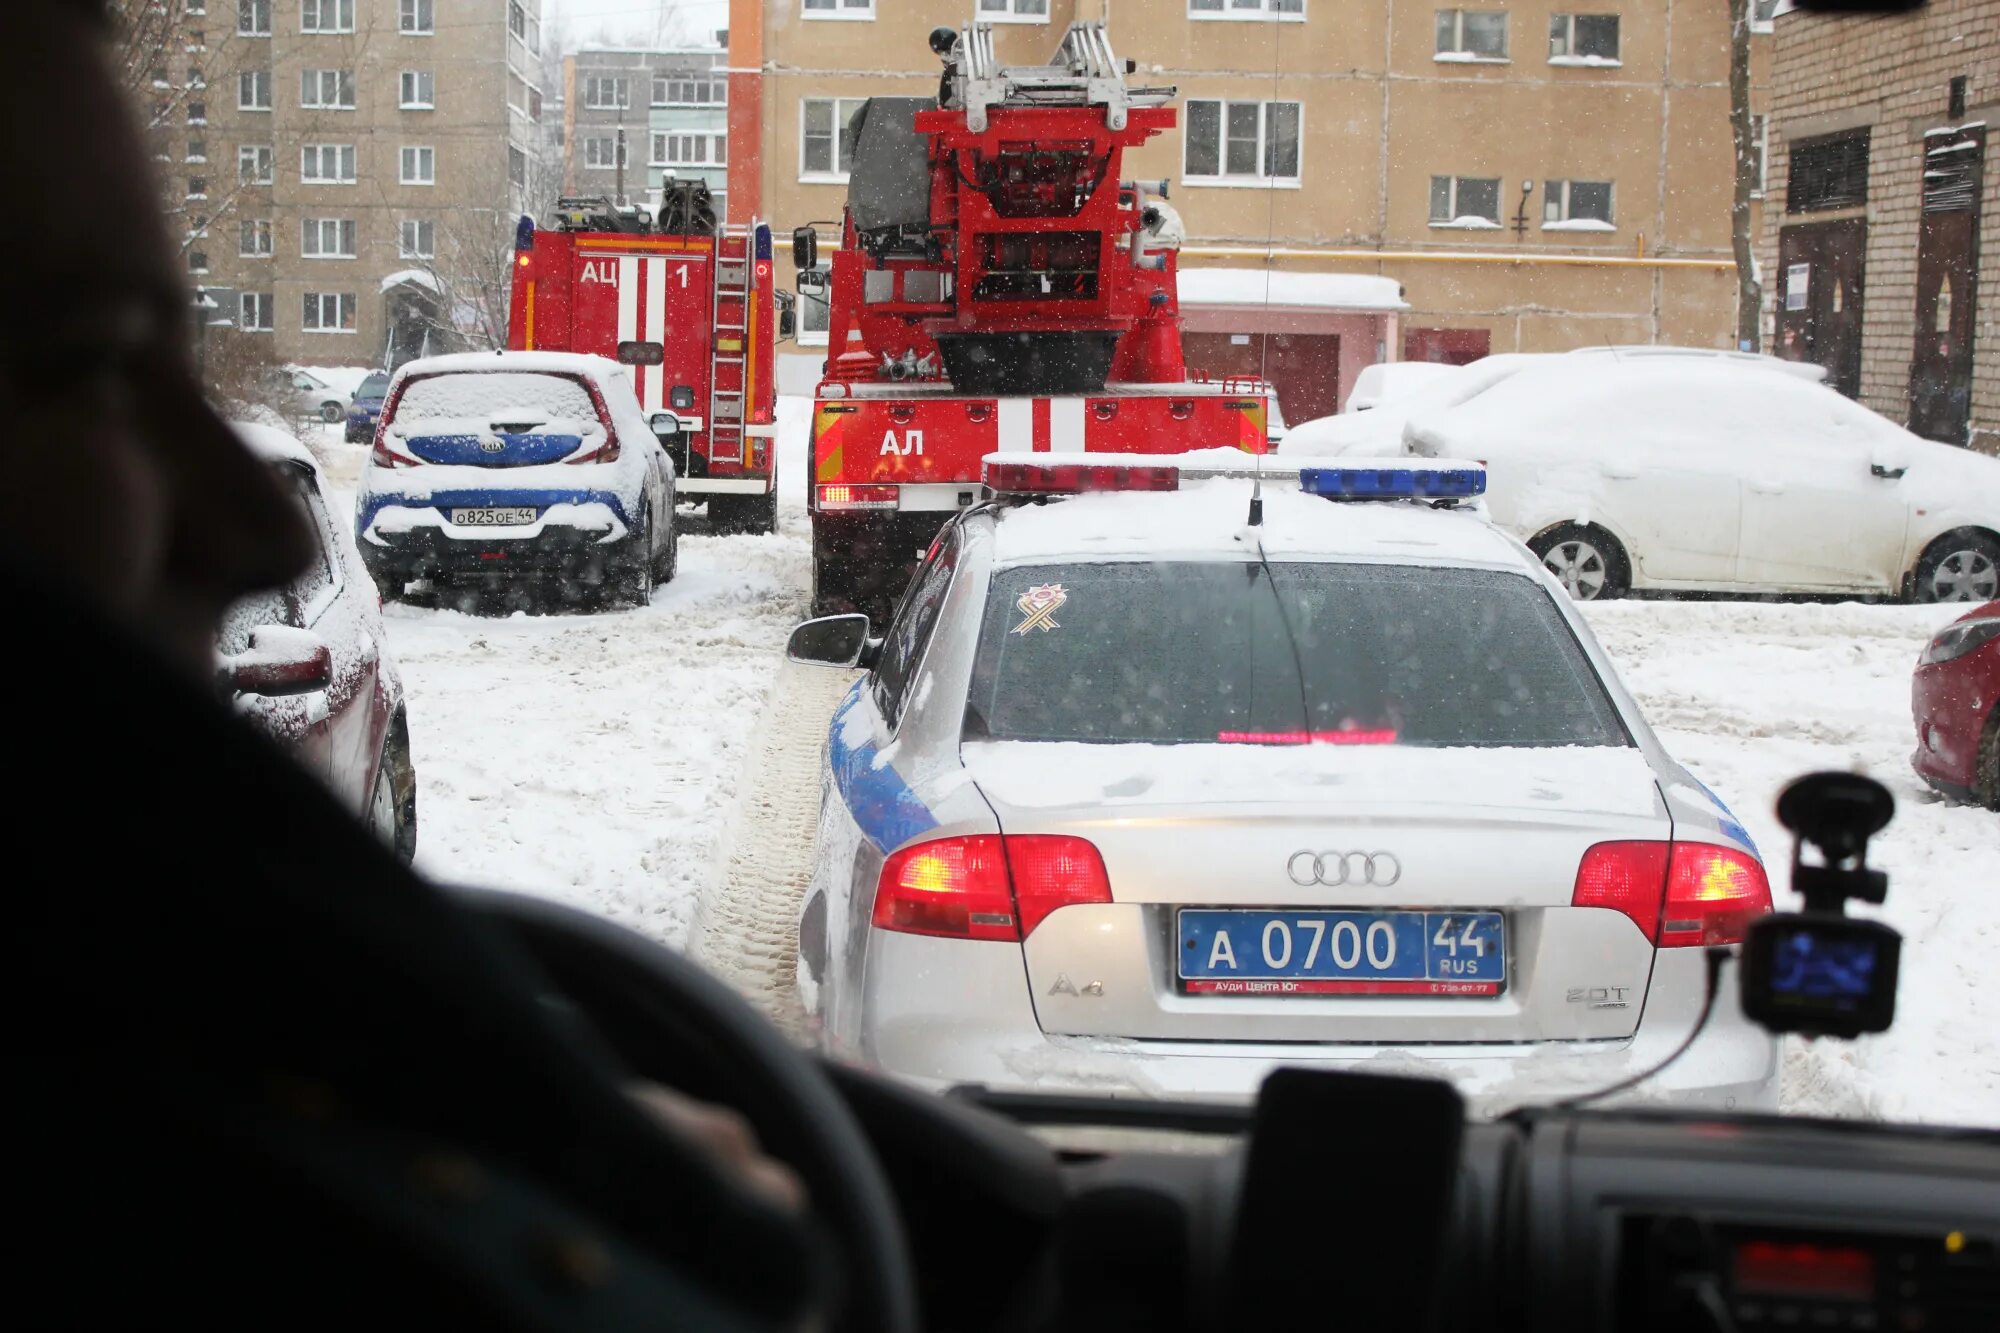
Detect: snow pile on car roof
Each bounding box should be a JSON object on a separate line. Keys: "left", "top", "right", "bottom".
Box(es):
{"left": 1278, "top": 354, "right": 1553, "bottom": 459}
{"left": 391, "top": 349, "right": 627, "bottom": 380}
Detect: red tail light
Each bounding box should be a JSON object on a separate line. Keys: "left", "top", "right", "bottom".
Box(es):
{"left": 1572, "top": 841, "right": 1770, "bottom": 946}
{"left": 371, "top": 377, "right": 414, "bottom": 468}
{"left": 872, "top": 834, "right": 1112, "bottom": 942}
{"left": 567, "top": 376, "right": 622, "bottom": 464}
{"left": 819, "top": 484, "right": 898, "bottom": 511}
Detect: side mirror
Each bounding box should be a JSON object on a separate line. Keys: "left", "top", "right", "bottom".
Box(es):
{"left": 226, "top": 625, "right": 332, "bottom": 696}
{"left": 792, "top": 226, "right": 819, "bottom": 273}
{"left": 1870, "top": 447, "right": 1910, "bottom": 480}
{"left": 787, "top": 614, "right": 875, "bottom": 669}
{"left": 649, "top": 411, "right": 681, "bottom": 438}
{"left": 797, "top": 269, "right": 828, "bottom": 298}
{"left": 776, "top": 290, "right": 798, "bottom": 340}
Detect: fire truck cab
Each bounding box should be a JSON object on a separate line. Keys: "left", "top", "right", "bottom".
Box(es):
{"left": 800, "top": 22, "right": 1270, "bottom": 617}
{"left": 508, "top": 191, "right": 784, "bottom": 535}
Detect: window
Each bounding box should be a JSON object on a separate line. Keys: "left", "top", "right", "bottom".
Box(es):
{"left": 238, "top": 0, "right": 271, "bottom": 36}
{"left": 509, "top": 145, "right": 527, "bottom": 189}
{"left": 238, "top": 144, "right": 274, "bottom": 184}
{"left": 654, "top": 76, "right": 723, "bottom": 106}
{"left": 186, "top": 101, "right": 206, "bottom": 124}
{"left": 1548, "top": 14, "right": 1620, "bottom": 64}
{"left": 797, "top": 263, "right": 831, "bottom": 345}
{"left": 1751, "top": 0, "right": 1780, "bottom": 34}
{"left": 1544, "top": 179, "right": 1615, "bottom": 228}
{"left": 1189, "top": 1, "right": 1305, "bottom": 18}
{"left": 583, "top": 77, "right": 629, "bottom": 110}
{"left": 1787, "top": 130, "right": 1870, "bottom": 213}
{"left": 302, "top": 292, "right": 357, "bottom": 333}
{"left": 300, "top": 143, "right": 356, "bottom": 183}
{"left": 400, "top": 145, "right": 435, "bottom": 185}
{"left": 802, "top": 0, "right": 874, "bottom": 17}
{"left": 188, "top": 251, "right": 209, "bottom": 275}
{"left": 300, "top": 0, "right": 355, "bottom": 35}
{"left": 300, "top": 68, "right": 355, "bottom": 110}
{"left": 239, "top": 69, "right": 271, "bottom": 110}
{"left": 872, "top": 530, "right": 960, "bottom": 728}
{"left": 241, "top": 218, "right": 273, "bottom": 256}
{"left": 800, "top": 97, "right": 866, "bottom": 179}
{"left": 400, "top": 71, "right": 434, "bottom": 109}
{"left": 1436, "top": 10, "right": 1509, "bottom": 60}
{"left": 399, "top": 218, "right": 435, "bottom": 259}
{"left": 301, "top": 217, "right": 357, "bottom": 258}
{"left": 186, "top": 138, "right": 207, "bottom": 162}
{"left": 653, "top": 132, "right": 726, "bottom": 166}
{"left": 1183, "top": 99, "right": 1301, "bottom": 185}
{"left": 1749, "top": 114, "right": 1768, "bottom": 197}
{"left": 509, "top": 1, "right": 539, "bottom": 54}
{"left": 1429, "top": 175, "right": 1502, "bottom": 226}
{"left": 399, "top": 0, "right": 433, "bottom": 34}
{"left": 187, "top": 177, "right": 208, "bottom": 198}
{"left": 977, "top": 0, "right": 1050, "bottom": 20}
{"left": 239, "top": 291, "right": 273, "bottom": 331}
{"left": 583, "top": 137, "right": 622, "bottom": 170}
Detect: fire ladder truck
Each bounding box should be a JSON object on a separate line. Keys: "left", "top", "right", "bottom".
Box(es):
{"left": 798, "top": 21, "right": 1270, "bottom": 615}
{"left": 508, "top": 188, "right": 785, "bottom": 535}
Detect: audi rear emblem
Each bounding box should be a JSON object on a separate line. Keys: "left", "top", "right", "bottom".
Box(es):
{"left": 1287, "top": 851, "right": 1402, "bottom": 887}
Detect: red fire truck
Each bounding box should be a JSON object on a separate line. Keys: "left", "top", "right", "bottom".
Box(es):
{"left": 798, "top": 21, "right": 1269, "bottom": 615}
{"left": 507, "top": 191, "right": 784, "bottom": 535}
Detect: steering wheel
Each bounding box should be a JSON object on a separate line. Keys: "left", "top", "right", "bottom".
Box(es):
{"left": 465, "top": 890, "right": 920, "bottom": 1333}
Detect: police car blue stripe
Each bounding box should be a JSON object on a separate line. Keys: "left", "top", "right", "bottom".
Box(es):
{"left": 1692, "top": 775, "right": 1759, "bottom": 856}
{"left": 828, "top": 681, "right": 940, "bottom": 854}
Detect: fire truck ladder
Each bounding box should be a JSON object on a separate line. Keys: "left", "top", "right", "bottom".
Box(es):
{"left": 951, "top": 21, "right": 1175, "bottom": 133}
{"left": 707, "top": 224, "right": 755, "bottom": 473}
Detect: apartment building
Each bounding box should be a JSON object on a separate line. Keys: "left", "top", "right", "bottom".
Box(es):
{"left": 144, "top": 0, "right": 547, "bottom": 368}
{"left": 563, "top": 37, "right": 731, "bottom": 215}
{"left": 726, "top": 1, "right": 1768, "bottom": 414}
{"left": 1761, "top": 0, "right": 1996, "bottom": 453}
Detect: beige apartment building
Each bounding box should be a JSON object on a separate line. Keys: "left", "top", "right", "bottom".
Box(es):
{"left": 726, "top": 0, "right": 1768, "bottom": 414}
{"left": 139, "top": 0, "right": 548, "bottom": 369}
{"left": 1760, "top": 0, "right": 1997, "bottom": 453}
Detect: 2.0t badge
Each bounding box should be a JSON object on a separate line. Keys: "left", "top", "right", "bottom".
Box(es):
{"left": 1287, "top": 851, "right": 1402, "bottom": 887}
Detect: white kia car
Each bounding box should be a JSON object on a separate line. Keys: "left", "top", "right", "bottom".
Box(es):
{"left": 1406, "top": 359, "right": 2000, "bottom": 602}
{"left": 785, "top": 456, "right": 1780, "bottom": 1113}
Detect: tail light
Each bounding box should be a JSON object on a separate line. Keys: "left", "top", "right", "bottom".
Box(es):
{"left": 1572, "top": 841, "right": 1771, "bottom": 946}
{"left": 567, "top": 376, "right": 622, "bottom": 464}
{"left": 872, "top": 834, "right": 1112, "bottom": 942}
{"left": 819, "top": 484, "right": 898, "bottom": 511}
{"left": 371, "top": 378, "right": 415, "bottom": 468}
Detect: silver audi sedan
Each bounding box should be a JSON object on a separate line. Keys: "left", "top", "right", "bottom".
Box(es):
{"left": 788, "top": 458, "right": 1780, "bottom": 1114}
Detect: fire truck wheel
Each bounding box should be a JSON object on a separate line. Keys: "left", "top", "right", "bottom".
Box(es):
{"left": 710, "top": 491, "right": 778, "bottom": 536}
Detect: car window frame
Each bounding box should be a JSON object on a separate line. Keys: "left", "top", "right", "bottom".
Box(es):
{"left": 275, "top": 461, "right": 343, "bottom": 626}
{"left": 870, "top": 524, "right": 962, "bottom": 732}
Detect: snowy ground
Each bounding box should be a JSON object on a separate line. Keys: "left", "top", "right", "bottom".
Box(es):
{"left": 306, "top": 398, "right": 1997, "bottom": 1128}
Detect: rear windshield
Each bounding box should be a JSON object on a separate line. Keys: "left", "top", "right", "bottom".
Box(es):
{"left": 391, "top": 371, "right": 597, "bottom": 424}
{"left": 963, "top": 562, "right": 1629, "bottom": 748}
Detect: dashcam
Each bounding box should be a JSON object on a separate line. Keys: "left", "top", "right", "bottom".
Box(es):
{"left": 1742, "top": 912, "right": 1901, "bottom": 1038}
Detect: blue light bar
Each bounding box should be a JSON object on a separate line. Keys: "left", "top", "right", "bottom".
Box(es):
{"left": 1298, "top": 464, "right": 1487, "bottom": 501}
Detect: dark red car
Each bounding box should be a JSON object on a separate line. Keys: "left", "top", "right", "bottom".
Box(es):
{"left": 216, "top": 424, "right": 418, "bottom": 860}
{"left": 1911, "top": 599, "right": 2000, "bottom": 810}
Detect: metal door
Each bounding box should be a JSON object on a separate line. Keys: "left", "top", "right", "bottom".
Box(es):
{"left": 1777, "top": 218, "right": 1867, "bottom": 398}
{"left": 1908, "top": 126, "right": 1983, "bottom": 444}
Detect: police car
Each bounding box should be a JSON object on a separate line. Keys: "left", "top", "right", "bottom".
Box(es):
{"left": 786, "top": 455, "right": 1779, "bottom": 1112}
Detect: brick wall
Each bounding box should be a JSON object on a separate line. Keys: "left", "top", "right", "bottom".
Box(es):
{"left": 1760, "top": 0, "right": 2000, "bottom": 453}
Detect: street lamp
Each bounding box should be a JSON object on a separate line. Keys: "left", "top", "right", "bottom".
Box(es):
{"left": 1510, "top": 179, "right": 1535, "bottom": 241}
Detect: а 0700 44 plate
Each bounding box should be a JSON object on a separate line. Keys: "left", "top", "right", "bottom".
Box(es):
{"left": 1176, "top": 909, "right": 1506, "bottom": 996}
{"left": 450, "top": 507, "right": 538, "bottom": 526}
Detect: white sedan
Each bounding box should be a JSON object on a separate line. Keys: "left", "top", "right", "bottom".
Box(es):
{"left": 1406, "top": 359, "right": 2000, "bottom": 602}
{"left": 785, "top": 456, "right": 1779, "bottom": 1113}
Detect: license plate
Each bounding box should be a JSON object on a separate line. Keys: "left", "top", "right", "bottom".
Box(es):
{"left": 1177, "top": 909, "right": 1506, "bottom": 996}
{"left": 450, "top": 506, "right": 537, "bottom": 526}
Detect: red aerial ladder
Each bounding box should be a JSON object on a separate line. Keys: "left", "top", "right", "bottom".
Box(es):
{"left": 797, "top": 20, "right": 1270, "bottom": 615}
{"left": 508, "top": 186, "right": 786, "bottom": 535}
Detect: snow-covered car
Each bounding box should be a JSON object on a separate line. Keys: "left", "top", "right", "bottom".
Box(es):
{"left": 219, "top": 424, "right": 417, "bottom": 861}
{"left": 1911, "top": 601, "right": 2000, "bottom": 809}
{"left": 784, "top": 456, "right": 1778, "bottom": 1113}
{"left": 355, "top": 351, "right": 678, "bottom": 607}
{"left": 1279, "top": 354, "right": 1552, "bottom": 458}
{"left": 280, "top": 367, "right": 351, "bottom": 424}
{"left": 1344, "top": 359, "right": 1459, "bottom": 412}
{"left": 1406, "top": 359, "right": 2000, "bottom": 602}
{"left": 344, "top": 370, "right": 391, "bottom": 443}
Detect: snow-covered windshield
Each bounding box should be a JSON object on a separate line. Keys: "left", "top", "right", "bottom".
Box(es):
{"left": 965, "top": 563, "right": 1628, "bottom": 747}
{"left": 357, "top": 372, "right": 391, "bottom": 399}
{"left": 391, "top": 372, "right": 597, "bottom": 424}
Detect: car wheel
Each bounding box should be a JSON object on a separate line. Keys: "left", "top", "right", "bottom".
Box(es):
{"left": 617, "top": 507, "right": 656, "bottom": 609}
{"left": 369, "top": 715, "right": 418, "bottom": 863}
{"left": 1530, "top": 524, "right": 1630, "bottom": 601}
{"left": 320, "top": 401, "right": 344, "bottom": 423}
{"left": 652, "top": 498, "right": 679, "bottom": 585}
{"left": 1912, "top": 530, "right": 2000, "bottom": 603}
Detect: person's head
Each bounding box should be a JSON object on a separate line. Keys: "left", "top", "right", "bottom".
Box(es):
{"left": 0, "top": 2, "right": 311, "bottom": 676}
